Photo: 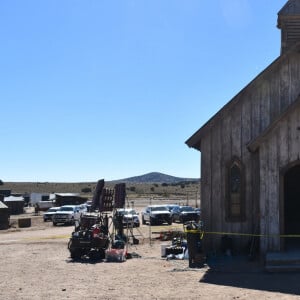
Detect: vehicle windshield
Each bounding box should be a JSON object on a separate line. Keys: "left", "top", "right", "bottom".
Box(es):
{"left": 180, "top": 206, "right": 194, "bottom": 212}
{"left": 117, "top": 209, "right": 136, "bottom": 215}
{"left": 59, "top": 207, "right": 74, "bottom": 212}
{"left": 48, "top": 208, "right": 58, "bottom": 212}
{"left": 124, "top": 209, "right": 136, "bottom": 215}
{"left": 150, "top": 206, "right": 168, "bottom": 212}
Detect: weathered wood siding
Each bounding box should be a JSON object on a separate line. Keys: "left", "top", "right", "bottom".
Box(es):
{"left": 259, "top": 105, "right": 300, "bottom": 253}
{"left": 201, "top": 133, "right": 213, "bottom": 252}
{"left": 200, "top": 51, "right": 300, "bottom": 253}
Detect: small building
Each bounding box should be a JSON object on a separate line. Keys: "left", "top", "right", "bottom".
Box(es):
{"left": 4, "top": 196, "right": 25, "bottom": 215}
{"left": 0, "top": 201, "right": 9, "bottom": 229}
{"left": 30, "top": 193, "right": 51, "bottom": 205}
{"left": 54, "top": 193, "right": 87, "bottom": 207}
{"left": 0, "top": 190, "right": 11, "bottom": 197}
{"left": 186, "top": 0, "right": 300, "bottom": 256}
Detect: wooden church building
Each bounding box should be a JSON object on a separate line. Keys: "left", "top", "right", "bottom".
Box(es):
{"left": 186, "top": 0, "right": 300, "bottom": 255}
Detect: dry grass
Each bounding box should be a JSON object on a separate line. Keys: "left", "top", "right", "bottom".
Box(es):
{"left": 2, "top": 181, "right": 201, "bottom": 207}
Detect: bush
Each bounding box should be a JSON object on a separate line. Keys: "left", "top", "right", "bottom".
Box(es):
{"left": 129, "top": 186, "right": 136, "bottom": 192}
{"left": 81, "top": 187, "right": 92, "bottom": 193}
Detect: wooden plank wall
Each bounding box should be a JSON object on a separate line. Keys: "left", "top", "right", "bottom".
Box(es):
{"left": 200, "top": 52, "right": 300, "bottom": 253}
{"left": 210, "top": 120, "right": 222, "bottom": 251}
{"left": 259, "top": 107, "right": 300, "bottom": 253}
{"left": 201, "top": 134, "right": 213, "bottom": 252}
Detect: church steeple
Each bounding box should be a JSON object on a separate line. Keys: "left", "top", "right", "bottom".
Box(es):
{"left": 278, "top": 0, "right": 300, "bottom": 54}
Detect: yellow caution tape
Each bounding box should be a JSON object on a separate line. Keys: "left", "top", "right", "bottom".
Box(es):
{"left": 184, "top": 229, "right": 201, "bottom": 233}
{"left": 203, "top": 231, "right": 300, "bottom": 238}
{"left": 183, "top": 228, "right": 300, "bottom": 238}
{"left": 184, "top": 229, "right": 204, "bottom": 239}
{"left": 24, "top": 234, "right": 70, "bottom": 241}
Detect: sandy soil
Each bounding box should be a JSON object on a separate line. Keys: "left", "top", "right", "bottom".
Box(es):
{"left": 1, "top": 211, "right": 300, "bottom": 300}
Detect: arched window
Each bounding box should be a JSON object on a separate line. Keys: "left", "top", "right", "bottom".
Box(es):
{"left": 226, "top": 158, "right": 245, "bottom": 222}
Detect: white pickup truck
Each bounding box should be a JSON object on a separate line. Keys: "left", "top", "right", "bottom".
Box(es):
{"left": 141, "top": 205, "right": 172, "bottom": 225}
{"left": 52, "top": 205, "right": 82, "bottom": 226}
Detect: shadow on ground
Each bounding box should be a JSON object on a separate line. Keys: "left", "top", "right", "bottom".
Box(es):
{"left": 200, "top": 255, "right": 300, "bottom": 296}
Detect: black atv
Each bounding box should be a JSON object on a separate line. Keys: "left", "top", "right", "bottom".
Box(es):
{"left": 68, "top": 213, "right": 110, "bottom": 260}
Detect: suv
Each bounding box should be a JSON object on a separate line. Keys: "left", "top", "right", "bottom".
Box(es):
{"left": 52, "top": 205, "right": 82, "bottom": 226}
{"left": 171, "top": 206, "right": 200, "bottom": 223}
{"left": 141, "top": 205, "right": 172, "bottom": 225}
{"left": 164, "top": 204, "right": 180, "bottom": 212}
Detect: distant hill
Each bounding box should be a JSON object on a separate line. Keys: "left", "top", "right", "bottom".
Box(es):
{"left": 113, "top": 172, "right": 199, "bottom": 184}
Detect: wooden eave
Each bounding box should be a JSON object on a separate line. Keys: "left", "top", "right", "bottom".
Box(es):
{"left": 247, "top": 94, "right": 300, "bottom": 153}
{"left": 185, "top": 42, "right": 300, "bottom": 152}
{"left": 278, "top": 0, "right": 300, "bottom": 17}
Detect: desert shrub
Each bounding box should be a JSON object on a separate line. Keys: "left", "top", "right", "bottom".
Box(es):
{"left": 150, "top": 187, "right": 155, "bottom": 192}
{"left": 129, "top": 186, "right": 136, "bottom": 192}
{"left": 81, "top": 187, "right": 92, "bottom": 193}
{"left": 161, "top": 183, "right": 168, "bottom": 187}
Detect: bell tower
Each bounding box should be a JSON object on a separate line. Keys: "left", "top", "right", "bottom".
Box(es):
{"left": 278, "top": 0, "right": 300, "bottom": 54}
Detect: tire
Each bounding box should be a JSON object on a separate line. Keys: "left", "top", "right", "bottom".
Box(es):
{"left": 70, "top": 248, "right": 84, "bottom": 260}
{"left": 99, "top": 248, "right": 106, "bottom": 260}
{"left": 142, "top": 216, "right": 146, "bottom": 225}
{"left": 150, "top": 218, "right": 156, "bottom": 226}
{"left": 68, "top": 239, "right": 85, "bottom": 260}
{"left": 168, "top": 219, "right": 172, "bottom": 225}
{"left": 89, "top": 250, "right": 102, "bottom": 261}
{"left": 53, "top": 222, "right": 57, "bottom": 226}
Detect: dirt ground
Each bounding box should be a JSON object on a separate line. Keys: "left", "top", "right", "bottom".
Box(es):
{"left": 1, "top": 210, "right": 300, "bottom": 300}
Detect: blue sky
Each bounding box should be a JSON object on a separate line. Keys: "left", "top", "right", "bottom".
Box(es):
{"left": 0, "top": 0, "right": 287, "bottom": 182}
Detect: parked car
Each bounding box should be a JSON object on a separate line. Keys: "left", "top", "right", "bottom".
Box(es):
{"left": 84, "top": 200, "right": 92, "bottom": 212}
{"left": 171, "top": 206, "right": 200, "bottom": 223}
{"left": 114, "top": 208, "right": 140, "bottom": 228}
{"left": 141, "top": 205, "right": 172, "bottom": 225}
{"left": 52, "top": 205, "right": 82, "bottom": 226}
{"left": 164, "top": 204, "right": 180, "bottom": 212}
{"left": 43, "top": 207, "right": 60, "bottom": 222}
{"left": 77, "top": 204, "right": 88, "bottom": 214}
{"left": 194, "top": 208, "right": 201, "bottom": 217}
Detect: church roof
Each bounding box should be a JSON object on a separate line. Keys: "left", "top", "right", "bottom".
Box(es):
{"left": 185, "top": 41, "right": 300, "bottom": 151}
{"left": 186, "top": 1, "right": 300, "bottom": 151}
{"left": 278, "top": 0, "right": 300, "bottom": 16}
